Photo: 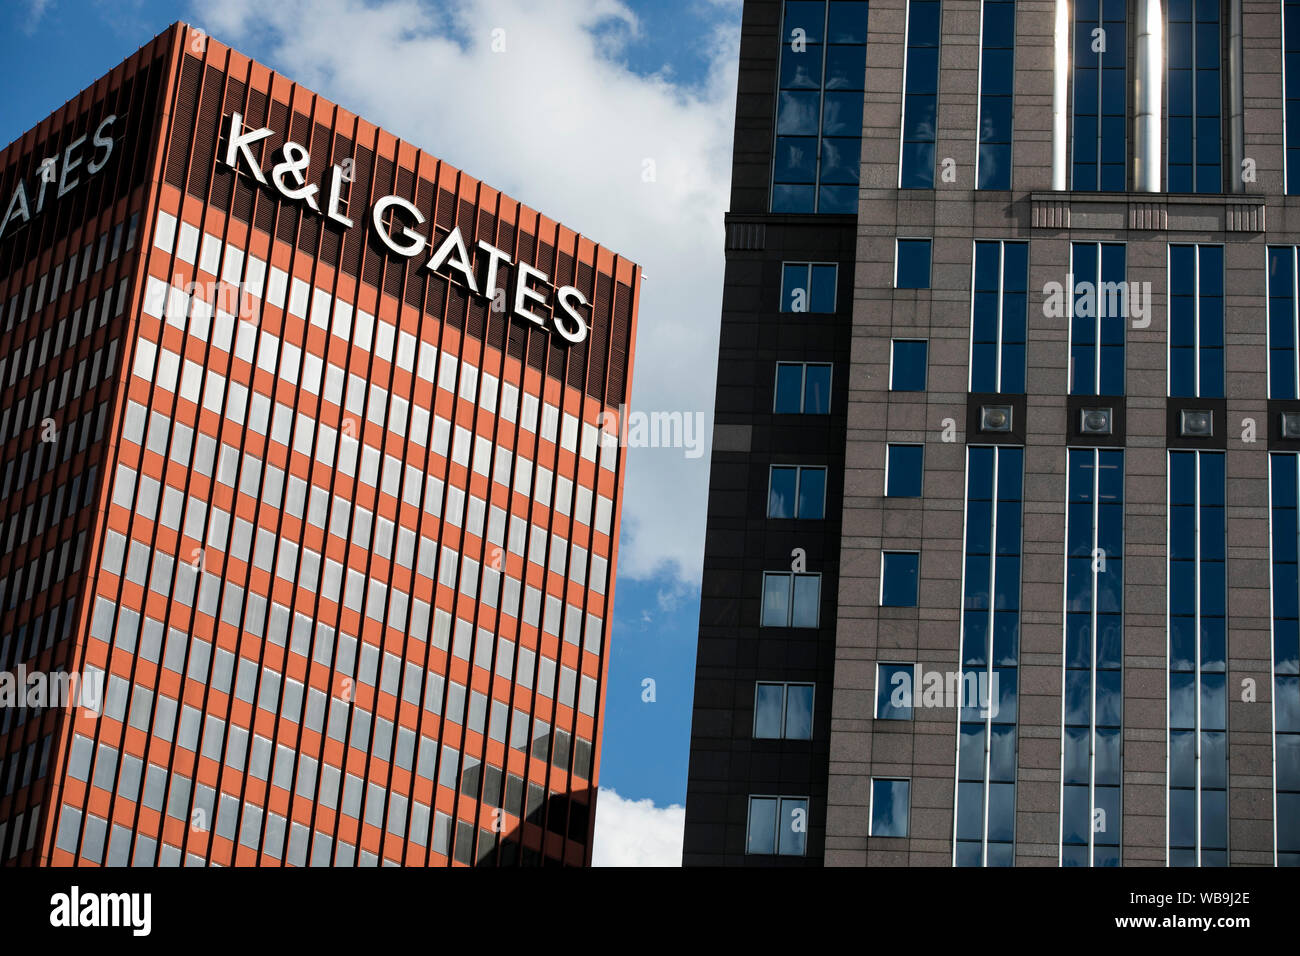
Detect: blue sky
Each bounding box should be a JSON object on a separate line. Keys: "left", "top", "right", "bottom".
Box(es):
{"left": 2, "top": 0, "right": 741, "bottom": 863}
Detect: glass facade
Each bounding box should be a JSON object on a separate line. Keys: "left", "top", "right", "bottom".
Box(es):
{"left": 1168, "top": 450, "right": 1228, "bottom": 867}
{"left": 1166, "top": 0, "right": 1222, "bottom": 193}
{"left": 1269, "top": 454, "right": 1300, "bottom": 865}
{"left": 1071, "top": 0, "right": 1127, "bottom": 191}
{"left": 900, "top": 0, "right": 942, "bottom": 189}
{"left": 1060, "top": 448, "right": 1124, "bottom": 866}
{"left": 1169, "top": 244, "right": 1225, "bottom": 398}
{"left": 970, "top": 240, "right": 1029, "bottom": 394}
{"left": 954, "top": 445, "right": 1023, "bottom": 867}
{"left": 1069, "top": 243, "right": 1127, "bottom": 396}
{"left": 772, "top": 0, "right": 870, "bottom": 213}
{"left": 977, "top": 0, "right": 1016, "bottom": 189}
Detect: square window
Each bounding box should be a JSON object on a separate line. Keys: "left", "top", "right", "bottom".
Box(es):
{"left": 876, "top": 663, "right": 915, "bottom": 719}
{"left": 881, "top": 552, "right": 920, "bottom": 606}
{"left": 891, "top": 340, "right": 928, "bottom": 391}
{"left": 886, "top": 444, "right": 924, "bottom": 497}
{"left": 870, "top": 778, "right": 911, "bottom": 836}
{"left": 896, "top": 239, "right": 932, "bottom": 288}
{"left": 767, "top": 465, "right": 826, "bottom": 519}
{"left": 780, "top": 262, "right": 837, "bottom": 312}
{"left": 745, "top": 796, "right": 808, "bottom": 855}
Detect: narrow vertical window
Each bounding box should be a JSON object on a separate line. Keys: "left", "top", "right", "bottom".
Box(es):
{"left": 900, "top": 0, "right": 942, "bottom": 188}
{"left": 1169, "top": 244, "right": 1225, "bottom": 398}
{"left": 1166, "top": 0, "right": 1222, "bottom": 193}
{"left": 1167, "top": 450, "right": 1227, "bottom": 866}
{"left": 977, "top": 0, "right": 1016, "bottom": 189}
{"left": 954, "top": 445, "right": 1023, "bottom": 867}
{"left": 970, "top": 240, "right": 1029, "bottom": 394}
{"left": 1286, "top": 1, "right": 1300, "bottom": 193}
{"left": 1071, "top": 0, "right": 1127, "bottom": 191}
{"left": 1269, "top": 247, "right": 1299, "bottom": 400}
{"left": 772, "top": 1, "right": 870, "bottom": 213}
{"left": 1069, "top": 242, "right": 1127, "bottom": 396}
{"left": 1060, "top": 448, "right": 1124, "bottom": 866}
{"left": 1269, "top": 453, "right": 1300, "bottom": 866}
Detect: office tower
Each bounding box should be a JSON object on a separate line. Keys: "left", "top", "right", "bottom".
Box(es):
{"left": 0, "top": 21, "right": 640, "bottom": 867}
{"left": 685, "top": 0, "right": 1298, "bottom": 867}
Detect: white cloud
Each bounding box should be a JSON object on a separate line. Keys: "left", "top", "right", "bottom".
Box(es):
{"left": 591, "top": 788, "right": 684, "bottom": 866}
{"left": 195, "top": 0, "right": 739, "bottom": 584}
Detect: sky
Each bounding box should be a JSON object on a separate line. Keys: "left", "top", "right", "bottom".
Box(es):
{"left": 1, "top": 0, "right": 741, "bottom": 865}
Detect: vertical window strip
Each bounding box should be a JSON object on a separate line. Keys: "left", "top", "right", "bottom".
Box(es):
{"left": 1169, "top": 244, "right": 1225, "bottom": 399}
{"left": 900, "top": 0, "right": 941, "bottom": 189}
{"left": 772, "top": 1, "right": 870, "bottom": 214}
{"left": 1071, "top": 0, "right": 1127, "bottom": 191}
{"left": 1069, "top": 242, "right": 1127, "bottom": 397}
{"left": 954, "top": 445, "right": 1023, "bottom": 866}
{"left": 1268, "top": 454, "right": 1300, "bottom": 865}
{"left": 1168, "top": 450, "right": 1228, "bottom": 866}
{"left": 1268, "top": 246, "right": 1300, "bottom": 401}
{"left": 970, "top": 240, "right": 1028, "bottom": 395}
{"left": 1284, "top": 1, "right": 1300, "bottom": 193}
{"left": 1060, "top": 448, "right": 1124, "bottom": 866}
{"left": 976, "top": 0, "right": 1016, "bottom": 189}
{"left": 1166, "top": 0, "right": 1222, "bottom": 193}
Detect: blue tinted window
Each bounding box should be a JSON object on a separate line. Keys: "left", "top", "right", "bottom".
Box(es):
{"left": 971, "top": 240, "right": 1029, "bottom": 393}
{"left": 1070, "top": 242, "right": 1126, "bottom": 396}
{"left": 1072, "top": 0, "right": 1127, "bottom": 190}
{"left": 782, "top": 262, "right": 838, "bottom": 312}
{"left": 901, "top": 0, "right": 941, "bottom": 188}
{"left": 768, "top": 466, "right": 798, "bottom": 518}
{"left": 747, "top": 796, "right": 809, "bottom": 855}
{"left": 1287, "top": 2, "right": 1300, "bottom": 192}
{"left": 896, "top": 239, "right": 932, "bottom": 288}
{"left": 881, "top": 552, "right": 920, "bottom": 606}
{"left": 773, "top": 1, "right": 870, "bottom": 212}
{"left": 876, "top": 664, "right": 915, "bottom": 719}
{"left": 754, "top": 682, "right": 814, "bottom": 739}
{"left": 759, "top": 573, "right": 822, "bottom": 627}
{"left": 977, "top": 0, "right": 1016, "bottom": 189}
{"left": 785, "top": 684, "right": 814, "bottom": 739}
{"left": 1272, "top": 454, "right": 1300, "bottom": 834}
{"left": 891, "top": 339, "right": 928, "bottom": 390}
{"left": 775, "top": 362, "right": 833, "bottom": 413}
{"left": 1271, "top": 247, "right": 1299, "bottom": 400}
{"left": 754, "top": 683, "right": 786, "bottom": 738}
{"left": 1169, "top": 244, "right": 1224, "bottom": 398}
{"left": 769, "top": 466, "right": 826, "bottom": 519}
{"left": 870, "top": 779, "right": 911, "bottom": 836}
{"left": 886, "top": 444, "right": 924, "bottom": 497}
{"left": 1168, "top": 0, "right": 1221, "bottom": 192}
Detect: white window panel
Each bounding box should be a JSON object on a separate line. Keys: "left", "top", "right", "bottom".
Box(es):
{"left": 473, "top": 436, "right": 491, "bottom": 476}
{"left": 354, "top": 309, "right": 375, "bottom": 350}
{"left": 432, "top": 416, "right": 451, "bottom": 456}
{"left": 289, "top": 278, "right": 310, "bottom": 318}
{"left": 417, "top": 341, "right": 437, "bottom": 380}
{"left": 513, "top": 459, "right": 533, "bottom": 496}
{"left": 500, "top": 382, "right": 519, "bottom": 423}
{"left": 452, "top": 426, "right": 471, "bottom": 467}
{"left": 479, "top": 373, "right": 498, "bottom": 412}
{"left": 521, "top": 392, "right": 539, "bottom": 432}
{"left": 199, "top": 233, "right": 221, "bottom": 275}
{"left": 459, "top": 364, "right": 478, "bottom": 402}
{"left": 244, "top": 255, "right": 266, "bottom": 298}
{"left": 234, "top": 321, "right": 257, "bottom": 363}
{"left": 438, "top": 354, "right": 458, "bottom": 392}
{"left": 177, "top": 222, "right": 199, "bottom": 264}
{"left": 561, "top": 413, "right": 579, "bottom": 452}
{"left": 257, "top": 330, "right": 280, "bottom": 374}
{"left": 397, "top": 331, "right": 416, "bottom": 371}
{"left": 581, "top": 423, "right": 599, "bottom": 461}
{"left": 541, "top": 404, "right": 559, "bottom": 443}
{"left": 153, "top": 211, "right": 177, "bottom": 253}
{"left": 310, "top": 289, "right": 331, "bottom": 329}
{"left": 142, "top": 276, "right": 167, "bottom": 318}
{"left": 266, "top": 267, "right": 288, "bottom": 308}
{"left": 221, "top": 245, "right": 244, "bottom": 285}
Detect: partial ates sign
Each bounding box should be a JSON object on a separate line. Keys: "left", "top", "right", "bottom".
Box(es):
{"left": 219, "top": 112, "right": 591, "bottom": 344}
{"left": 0, "top": 115, "right": 118, "bottom": 242}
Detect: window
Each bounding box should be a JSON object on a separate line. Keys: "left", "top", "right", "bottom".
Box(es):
{"left": 761, "top": 572, "right": 821, "bottom": 628}
{"left": 771, "top": 0, "right": 869, "bottom": 213}
{"left": 768, "top": 465, "right": 827, "bottom": 519}
{"left": 1060, "top": 448, "right": 1124, "bottom": 866}
{"left": 1167, "top": 0, "right": 1221, "bottom": 193}
{"left": 875, "top": 663, "right": 915, "bottom": 720}
{"left": 1168, "top": 244, "right": 1224, "bottom": 398}
{"left": 870, "top": 778, "right": 911, "bottom": 837}
{"left": 900, "top": 0, "right": 941, "bottom": 188}
{"left": 753, "top": 682, "right": 815, "bottom": 739}
{"left": 1270, "top": 247, "right": 1300, "bottom": 400}
{"left": 955, "top": 444, "right": 1023, "bottom": 867}
{"left": 886, "top": 444, "right": 924, "bottom": 497}
{"left": 970, "top": 240, "right": 1029, "bottom": 393}
{"left": 977, "top": 0, "right": 1016, "bottom": 189}
{"left": 774, "top": 362, "right": 832, "bottom": 414}
{"left": 745, "top": 795, "right": 809, "bottom": 855}
{"left": 1288, "top": 1, "right": 1300, "bottom": 192}
{"left": 1168, "top": 450, "right": 1227, "bottom": 866}
{"left": 895, "top": 239, "right": 932, "bottom": 289}
{"left": 1269, "top": 453, "right": 1300, "bottom": 866}
{"left": 781, "top": 262, "right": 837, "bottom": 312}
{"left": 890, "top": 340, "right": 928, "bottom": 391}
{"left": 1071, "top": 0, "right": 1126, "bottom": 191}
{"left": 1069, "top": 242, "right": 1126, "bottom": 396}
{"left": 880, "top": 552, "right": 920, "bottom": 607}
